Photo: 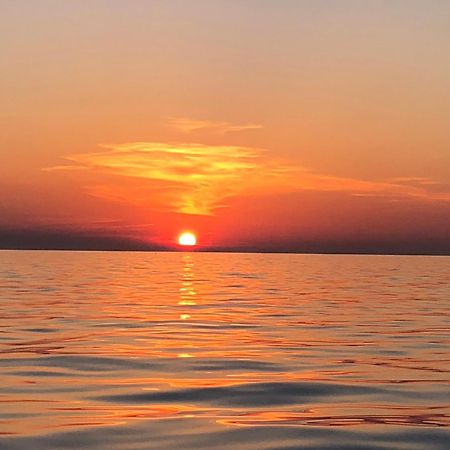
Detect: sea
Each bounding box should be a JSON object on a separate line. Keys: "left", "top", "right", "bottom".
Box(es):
{"left": 0, "top": 250, "right": 449, "bottom": 449}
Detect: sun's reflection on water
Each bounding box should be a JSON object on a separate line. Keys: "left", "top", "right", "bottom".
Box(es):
{"left": 178, "top": 254, "right": 197, "bottom": 306}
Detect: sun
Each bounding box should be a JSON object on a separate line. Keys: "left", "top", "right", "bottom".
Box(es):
{"left": 178, "top": 231, "right": 197, "bottom": 246}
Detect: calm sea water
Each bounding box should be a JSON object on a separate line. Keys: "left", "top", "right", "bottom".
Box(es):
{"left": 0, "top": 250, "right": 449, "bottom": 449}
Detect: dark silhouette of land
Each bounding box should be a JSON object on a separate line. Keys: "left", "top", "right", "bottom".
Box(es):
{"left": 0, "top": 227, "right": 449, "bottom": 256}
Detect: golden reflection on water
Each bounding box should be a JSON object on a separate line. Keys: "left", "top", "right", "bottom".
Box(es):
{"left": 177, "top": 254, "right": 197, "bottom": 359}
{"left": 178, "top": 254, "right": 197, "bottom": 307}
{"left": 0, "top": 251, "right": 449, "bottom": 440}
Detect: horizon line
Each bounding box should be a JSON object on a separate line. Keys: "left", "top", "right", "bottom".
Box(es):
{"left": 1, "top": 247, "right": 449, "bottom": 257}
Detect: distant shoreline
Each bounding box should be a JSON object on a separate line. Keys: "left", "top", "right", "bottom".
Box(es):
{"left": 1, "top": 247, "right": 449, "bottom": 257}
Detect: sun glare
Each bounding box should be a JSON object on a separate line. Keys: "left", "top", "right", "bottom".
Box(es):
{"left": 178, "top": 232, "right": 197, "bottom": 246}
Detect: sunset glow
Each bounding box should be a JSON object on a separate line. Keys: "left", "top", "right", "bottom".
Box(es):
{"left": 0, "top": 1, "right": 449, "bottom": 255}
{"left": 178, "top": 232, "right": 197, "bottom": 247}
{"left": 1, "top": 2, "right": 450, "bottom": 449}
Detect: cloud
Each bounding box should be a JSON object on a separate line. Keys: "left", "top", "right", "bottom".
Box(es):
{"left": 47, "top": 142, "right": 450, "bottom": 216}
{"left": 168, "top": 117, "right": 263, "bottom": 134}
{"left": 52, "top": 142, "right": 286, "bottom": 215}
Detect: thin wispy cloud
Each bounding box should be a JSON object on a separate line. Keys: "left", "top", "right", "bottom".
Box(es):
{"left": 168, "top": 117, "right": 263, "bottom": 134}
{"left": 26, "top": 217, "right": 154, "bottom": 233}
{"left": 47, "top": 142, "right": 450, "bottom": 216}
{"left": 49, "top": 142, "right": 283, "bottom": 215}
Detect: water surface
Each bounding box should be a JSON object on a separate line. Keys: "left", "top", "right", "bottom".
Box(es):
{"left": 0, "top": 251, "right": 449, "bottom": 449}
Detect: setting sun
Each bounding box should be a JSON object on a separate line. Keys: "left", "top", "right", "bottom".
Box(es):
{"left": 177, "top": 232, "right": 197, "bottom": 246}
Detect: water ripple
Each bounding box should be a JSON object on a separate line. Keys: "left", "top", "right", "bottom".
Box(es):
{"left": 0, "top": 251, "right": 449, "bottom": 449}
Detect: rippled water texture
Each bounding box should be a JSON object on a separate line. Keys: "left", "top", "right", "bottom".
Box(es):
{"left": 0, "top": 251, "right": 449, "bottom": 449}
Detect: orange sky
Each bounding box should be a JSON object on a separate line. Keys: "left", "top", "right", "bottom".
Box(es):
{"left": 1, "top": 1, "right": 450, "bottom": 253}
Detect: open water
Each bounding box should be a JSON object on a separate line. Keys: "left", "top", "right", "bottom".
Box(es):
{"left": 0, "top": 251, "right": 449, "bottom": 449}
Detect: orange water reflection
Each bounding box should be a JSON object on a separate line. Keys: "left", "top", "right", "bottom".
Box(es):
{"left": 0, "top": 251, "right": 449, "bottom": 437}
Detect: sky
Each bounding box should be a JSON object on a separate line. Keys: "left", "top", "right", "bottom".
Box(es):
{"left": 1, "top": 0, "right": 450, "bottom": 254}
